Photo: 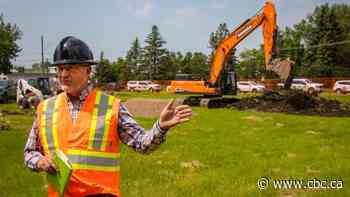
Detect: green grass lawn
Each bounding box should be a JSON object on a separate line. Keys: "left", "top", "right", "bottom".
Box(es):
{"left": 0, "top": 91, "right": 349, "bottom": 196}
{"left": 320, "top": 91, "right": 350, "bottom": 104}
{"left": 115, "top": 90, "right": 350, "bottom": 104}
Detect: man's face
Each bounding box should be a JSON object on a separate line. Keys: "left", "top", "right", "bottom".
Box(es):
{"left": 57, "top": 64, "right": 91, "bottom": 96}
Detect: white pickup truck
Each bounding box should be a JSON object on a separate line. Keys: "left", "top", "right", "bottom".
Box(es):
{"left": 237, "top": 81, "right": 265, "bottom": 93}
{"left": 277, "top": 78, "right": 323, "bottom": 94}
{"left": 127, "top": 80, "right": 161, "bottom": 92}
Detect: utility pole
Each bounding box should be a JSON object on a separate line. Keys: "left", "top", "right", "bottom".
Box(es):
{"left": 41, "top": 35, "right": 44, "bottom": 74}
{"left": 100, "top": 51, "right": 104, "bottom": 62}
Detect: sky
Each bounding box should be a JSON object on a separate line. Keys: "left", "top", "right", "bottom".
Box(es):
{"left": 1, "top": 0, "right": 349, "bottom": 67}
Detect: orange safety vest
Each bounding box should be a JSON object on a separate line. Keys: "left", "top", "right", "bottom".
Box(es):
{"left": 37, "top": 89, "right": 121, "bottom": 197}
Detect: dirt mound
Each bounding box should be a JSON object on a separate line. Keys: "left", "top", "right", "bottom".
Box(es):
{"left": 229, "top": 91, "right": 350, "bottom": 117}
{"left": 124, "top": 98, "right": 182, "bottom": 118}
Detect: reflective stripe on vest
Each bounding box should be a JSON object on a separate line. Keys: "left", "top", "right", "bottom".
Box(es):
{"left": 40, "top": 97, "right": 60, "bottom": 157}
{"left": 67, "top": 149, "right": 120, "bottom": 172}
{"left": 88, "top": 90, "right": 116, "bottom": 151}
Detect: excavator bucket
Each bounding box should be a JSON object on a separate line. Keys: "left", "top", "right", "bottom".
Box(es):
{"left": 262, "top": 1, "right": 294, "bottom": 84}
{"left": 267, "top": 58, "right": 294, "bottom": 81}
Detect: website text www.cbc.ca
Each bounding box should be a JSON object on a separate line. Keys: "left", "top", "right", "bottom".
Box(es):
{"left": 257, "top": 177, "right": 343, "bottom": 190}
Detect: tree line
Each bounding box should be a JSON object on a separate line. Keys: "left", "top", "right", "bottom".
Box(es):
{"left": 0, "top": 14, "right": 22, "bottom": 74}
{"left": 1, "top": 3, "right": 349, "bottom": 83}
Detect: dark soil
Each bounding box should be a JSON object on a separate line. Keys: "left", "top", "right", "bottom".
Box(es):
{"left": 229, "top": 90, "right": 350, "bottom": 117}
{"left": 124, "top": 98, "right": 182, "bottom": 118}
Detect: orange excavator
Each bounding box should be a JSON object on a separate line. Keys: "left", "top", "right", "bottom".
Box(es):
{"left": 167, "top": 1, "right": 294, "bottom": 107}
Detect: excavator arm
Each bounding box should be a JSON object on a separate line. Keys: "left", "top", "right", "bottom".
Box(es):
{"left": 208, "top": 1, "right": 293, "bottom": 87}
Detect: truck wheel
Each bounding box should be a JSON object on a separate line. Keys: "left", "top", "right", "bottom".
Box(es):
{"left": 307, "top": 88, "right": 315, "bottom": 95}
{"left": 252, "top": 89, "right": 257, "bottom": 93}
{"left": 336, "top": 89, "right": 342, "bottom": 95}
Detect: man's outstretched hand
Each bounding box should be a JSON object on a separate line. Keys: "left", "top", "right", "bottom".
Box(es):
{"left": 159, "top": 99, "right": 192, "bottom": 130}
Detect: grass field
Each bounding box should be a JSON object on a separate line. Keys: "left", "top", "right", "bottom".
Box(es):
{"left": 0, "top": 91, "right": 349, "bottom": 196}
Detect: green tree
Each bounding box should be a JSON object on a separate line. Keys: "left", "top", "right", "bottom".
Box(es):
{"left": 125, "top": 37, "right": 142, "bottom": 79}
{"left": 143, "top": 25, "right": 167, "bottom": 79}
{"left": 208, "top": 23, "right": 229, "bottom": 50}
{"left": 158, "top": 50, "right": 177, "bottom": 80}
{"left": 168, "top": 51, "right": 209, "bottom": 79}
{"left": 313, "top": 4, "right": 342, "bottom": 67}
{"left": 294, "top": 3, "right": 348, "bottom": 76}
{"left": 237, "top": 47, "right": 265, "bottom": 79}
{"left": 169, "top": 51, "right": 183, "bottom": 74}
{"left": 94, "top": 59, "right": 118, "bottom": 84}
{"left": 331, "top": 4, "right": 350, "bottom": 68}
{"left": 188, "top": 52, "right": 209, "bottom": 79}
{"left": 0, "top": 14, "right": 22, "bottom": 73}
{"left": 275, "top": 26, "right": 305, "bottom": 76}
{"left": 113, "top": 57, "right": 128, "bottom": 81}
{"left": 180, "top": 52, "right": 193, "bottom": 74}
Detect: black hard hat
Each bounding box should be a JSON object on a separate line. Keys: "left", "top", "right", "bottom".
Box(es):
{"left": 52, "top": 36, "right": 96, "bottom": 66}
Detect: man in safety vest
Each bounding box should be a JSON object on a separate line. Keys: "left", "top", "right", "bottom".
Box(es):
{"left": 24, "top": 36, "right": 192, "bottom": 197}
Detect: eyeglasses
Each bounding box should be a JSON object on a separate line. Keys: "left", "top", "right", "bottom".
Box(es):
{"left": 57, "top": 64, "right": 89, "bottom": 72}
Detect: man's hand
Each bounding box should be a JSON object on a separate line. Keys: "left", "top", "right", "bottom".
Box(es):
{"left": 159, "top": 99, "right": 192, "bottom": 130}
{"left": 37, "top": 157, "right": 57, "bottom": 173}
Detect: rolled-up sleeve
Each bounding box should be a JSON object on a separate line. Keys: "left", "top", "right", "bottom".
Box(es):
{"left": 24, "top": 118, "right": 44, "bottom": 171}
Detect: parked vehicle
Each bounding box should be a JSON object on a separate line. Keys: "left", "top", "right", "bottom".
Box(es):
{"left": 0, "top": 80, "right": 16, "bottom": 103}
{"left": 127, "top": 80, "right": 161, "bottom": 92}
{"left": 237, "top": 81, "right": 265, "bottom": 93}
{"left": 0, "top": 73, "right": 8, "bottom": 80}
{"left": 277, "top": 78, "right": 323, "bottom": 94}
{"left": 16, "top": 79, "right": 44, "bottom": 109}
{"left": 333, "top": 80, "right": 350, "bottom": 94}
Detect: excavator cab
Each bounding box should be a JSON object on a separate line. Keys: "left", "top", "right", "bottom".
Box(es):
{"left": 219, "top": 70, "right": 237, "bottom": 95}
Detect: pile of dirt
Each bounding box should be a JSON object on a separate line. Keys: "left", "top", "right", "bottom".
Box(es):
{"left": 229, "top": 91, "right": 350, "bottom": 117}
{"left": 124, "top": 98, "right": 182, "bottom": 118}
